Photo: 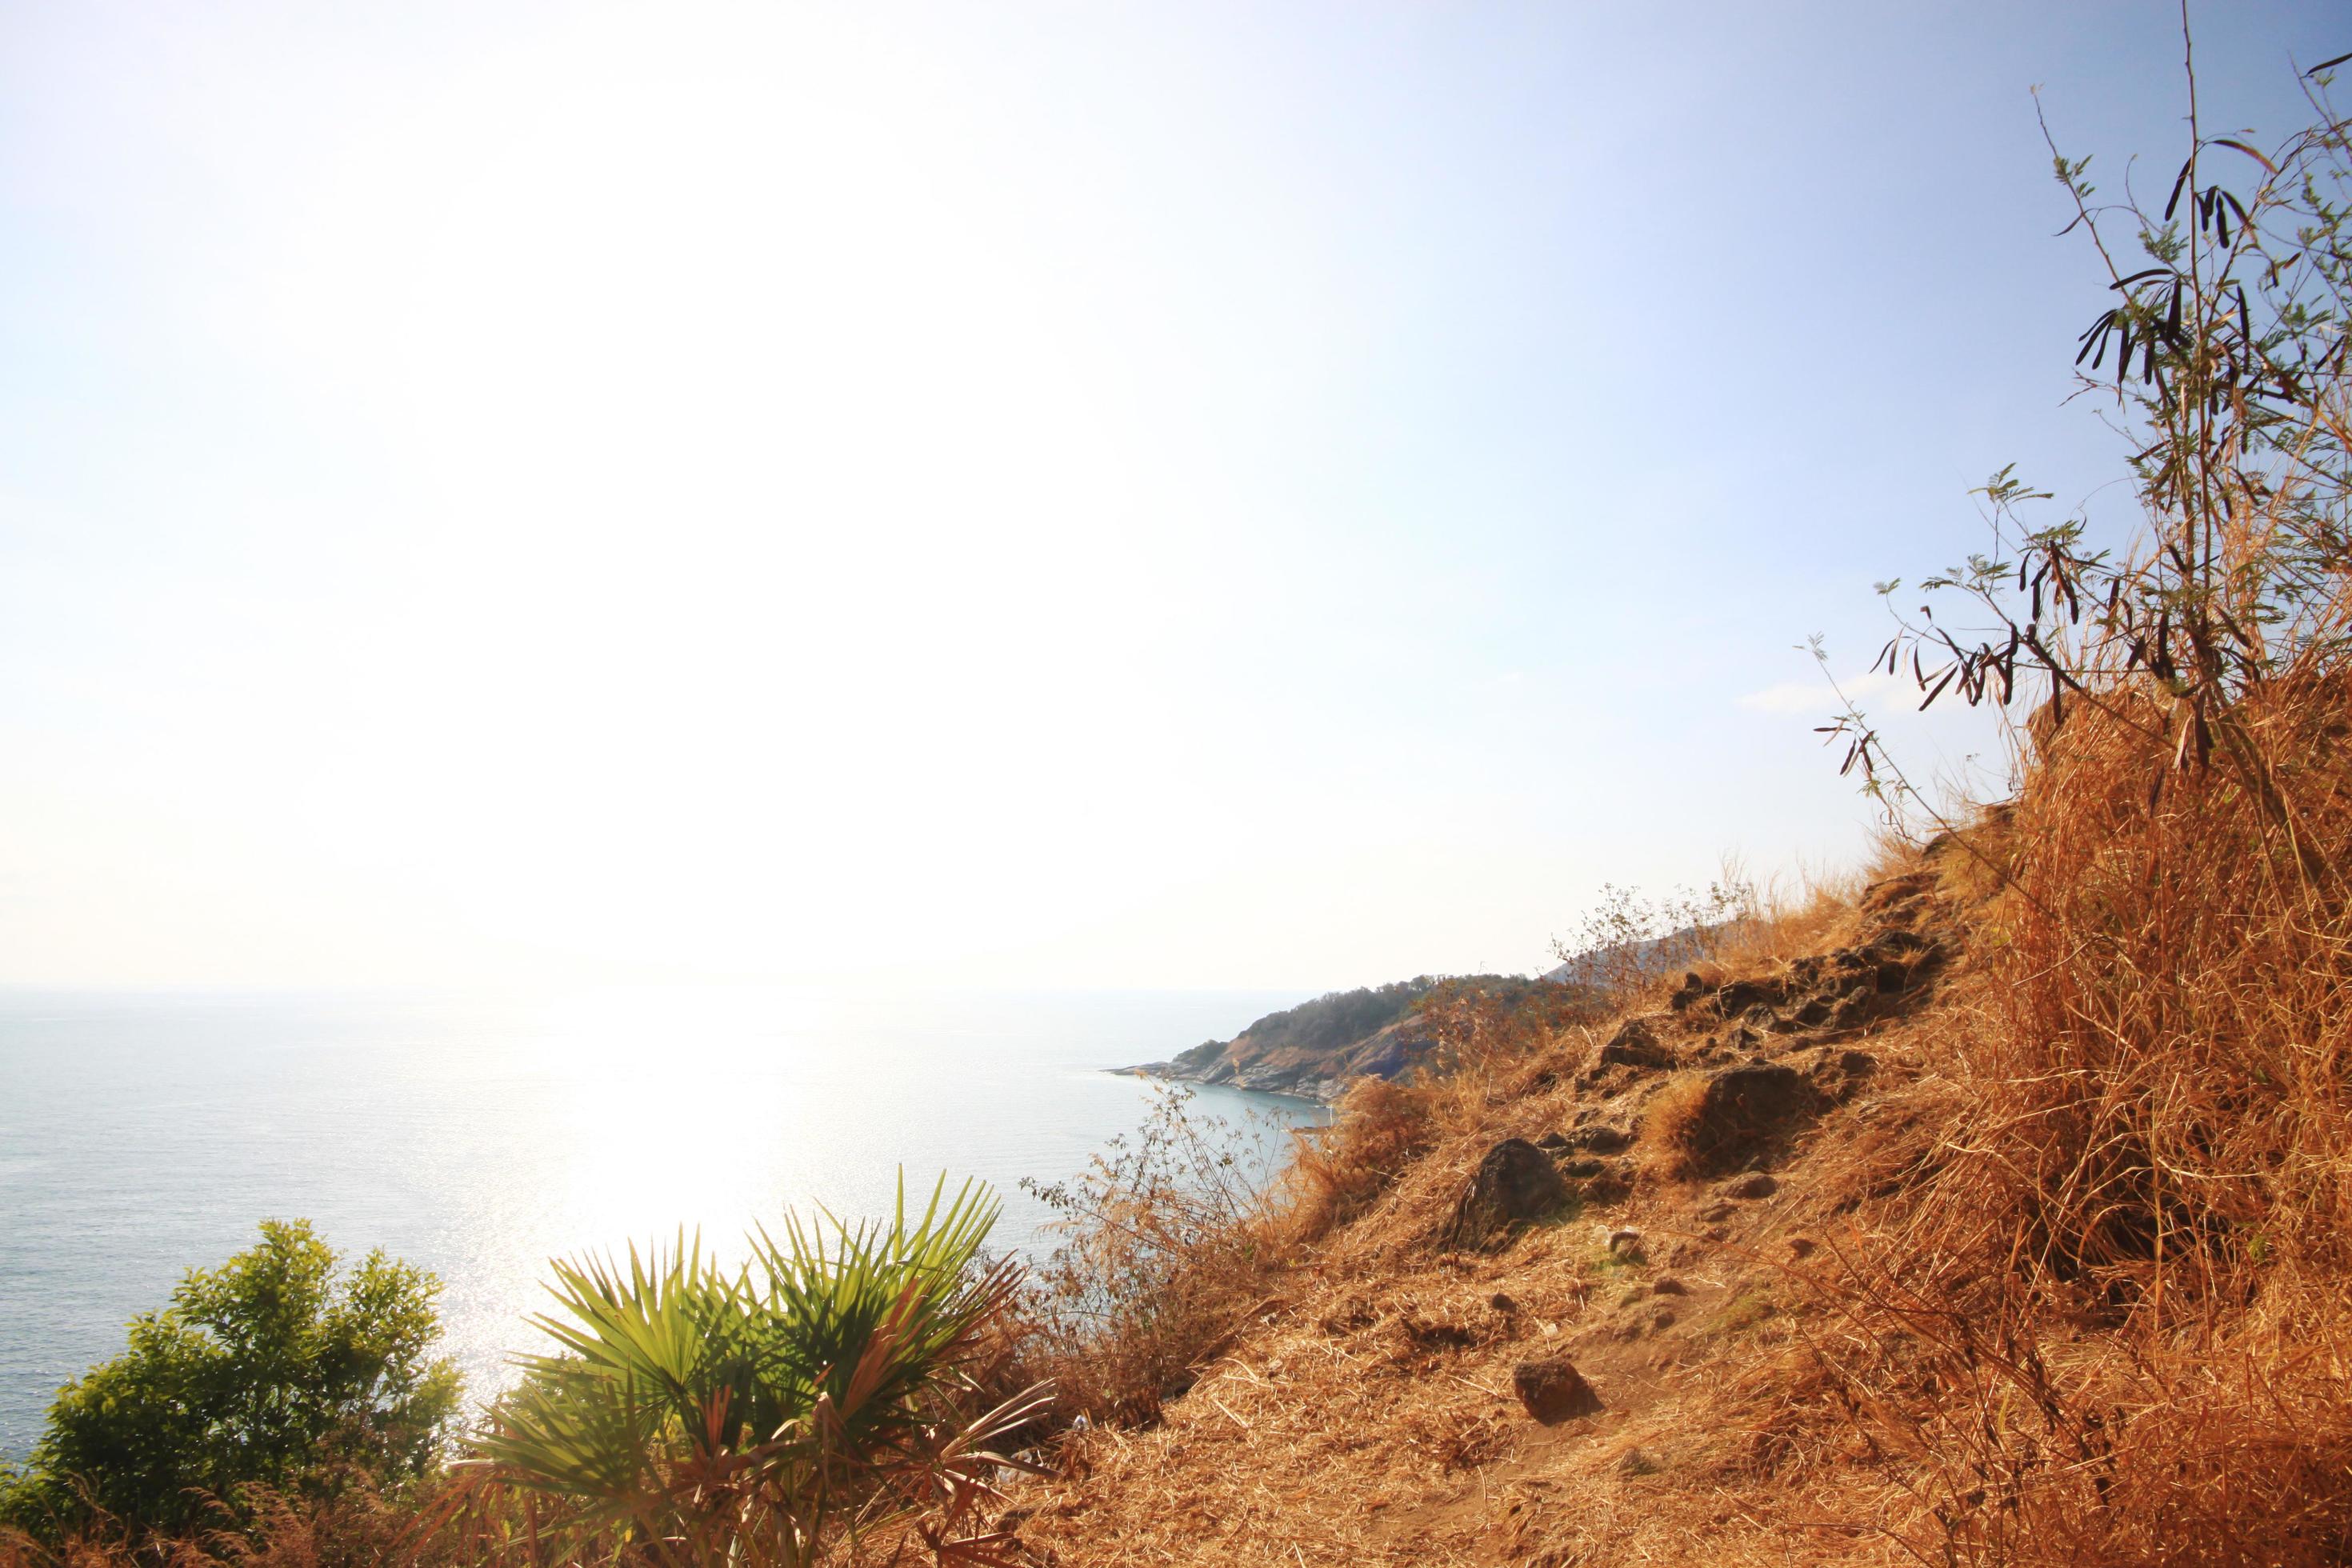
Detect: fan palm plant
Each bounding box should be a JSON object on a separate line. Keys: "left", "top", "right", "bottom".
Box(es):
{"left": 464, "top": 1176, "right": 1048, "bottom": 1568}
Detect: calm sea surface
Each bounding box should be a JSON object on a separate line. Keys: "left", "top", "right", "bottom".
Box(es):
{"left": 0, "top": 986, "right": 1318, "bottom": 1458}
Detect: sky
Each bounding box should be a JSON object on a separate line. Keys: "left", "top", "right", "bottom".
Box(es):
{"left": 1, "top": 2, "right": 2343, "bottom": 990}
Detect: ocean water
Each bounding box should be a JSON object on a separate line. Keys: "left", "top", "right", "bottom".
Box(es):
{"left": 0, "top": 986, "right": 1318, "bottom": 1458}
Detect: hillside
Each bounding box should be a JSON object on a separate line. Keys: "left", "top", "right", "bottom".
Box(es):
{"left": 1005, "top": 763, "right": 2352, "bottom": 1566}
{"left": 1016, "top": 855, "right": 1966, "bottom": 1563}
{"left": 1126, "top": 977, "right": 1582, "bottom": 1101}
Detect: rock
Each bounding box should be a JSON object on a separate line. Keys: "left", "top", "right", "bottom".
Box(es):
{"left": 1858, "top": 869, "right": 1937, "bottom": 918}
{"left": 1583, "top": 1015, "right": 1678, "bottom": 1083}
{"left": 1715, "top": 978, "right": 1784, "bottom": 1017}
{"left": 1824, "top": 992, "right": 1874, "bottom": 1032}
{"left": 1700, "top": 1200, "right": 1735, "bottom": 1222}
{"left": 1570, "top": 1124, "right": 1633, "bottom": 1154}
{"left": 1719, "top": 1171, "right": 1778, "bottom": 1200}
{"left": 1650, "top": 1275, "right": 1690, "bottom": 1296}
{"left": 1667, "top": 971, "right": 1707, "bottom": 1011}
{"left": 1671, "top": 1062, "right": 1822, "bottom": 1177}
{"left": 1788, "top": 1238, "right": 1817, "bottom": 1259}
{"left": 1560, "top": 1156, "right": 1606, "bottom": 1178}
{"left": 1490, "top": 1291, "right": 1519, "bottom": 1313}
{"left": 1534, "top": 1130, "right": 1572, "bottom": 1152}
{"left": 1512, "top": 1356, "right": 1603, "bottom": 1423}
{"left": 1447, "top": 1138, "right": 1569, "bottom": 1248}
{"left": 1808, "top": 1046, "right": 1879, "bottom": 1102}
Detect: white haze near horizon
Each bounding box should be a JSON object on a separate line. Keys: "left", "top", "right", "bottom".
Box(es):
{"left": 0, "top": 2, "right": 2342, "bottom": 990}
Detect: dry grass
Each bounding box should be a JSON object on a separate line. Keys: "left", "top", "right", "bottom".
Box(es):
{"left": 0, "top": 1474, "right": 483, "bottom": 1568}
{"left": 1635, "top": 1072, "right": 1717, "bottom": 1182}
{"left": 1798, "top": 674, "right": 2352, "bottom": 1567}
{"left": 1282, "top": 1076, "right": 1443, "bottom": 1241}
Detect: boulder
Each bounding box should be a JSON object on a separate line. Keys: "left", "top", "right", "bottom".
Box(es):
{"left": 1512, "top": 1356, "right": 1603, "bottom": 1423}
{"left": 1447, "top": 1138, "right": 1569, "bottom": 1248}
{"left": 1674, "top": 1062, "right": 1821, "bottom": 1177}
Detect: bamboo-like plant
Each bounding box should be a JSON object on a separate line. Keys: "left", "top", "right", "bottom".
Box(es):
{"left": 1822, "top": 35, "right": 2352, "bottom": 856}
{"left": 463, "top": 1176, "right": 1047, "bottom": 1568}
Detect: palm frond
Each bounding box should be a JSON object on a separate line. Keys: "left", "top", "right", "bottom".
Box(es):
{"left": 463, "top": 1173, "right": 1046, "bottom": 1568}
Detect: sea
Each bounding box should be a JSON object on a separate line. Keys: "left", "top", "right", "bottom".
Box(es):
{"left": 0, "top": 985, "right": 1322, "bottom": 1459}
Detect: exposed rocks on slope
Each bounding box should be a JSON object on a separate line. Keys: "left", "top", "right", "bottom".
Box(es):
{"left": 1447, "top": 1138, "right": 1570, "bottom": 1249}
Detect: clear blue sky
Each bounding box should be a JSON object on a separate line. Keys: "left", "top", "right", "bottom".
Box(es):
{"left": 1, "top": 2, "right": 2342, "bottom": 988}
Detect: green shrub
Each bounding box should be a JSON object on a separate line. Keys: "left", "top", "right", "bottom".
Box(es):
{"left": 0, "top": 1219, "right": 458, "bottom": 1538}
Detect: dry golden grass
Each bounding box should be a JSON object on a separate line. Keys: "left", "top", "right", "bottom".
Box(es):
{"left": 1794, "top": 674, "right": 2352, "bottom": 1567}
{"left": 0, "top": 1474, "right": 485, "bottom": 1568}
{"left": 1634, "top": 1072, "right": 1716, "bottom": 1183}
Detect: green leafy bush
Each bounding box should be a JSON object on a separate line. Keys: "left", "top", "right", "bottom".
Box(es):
{"left": 0, "top": 1219, "right": 458, "bottom": 1538}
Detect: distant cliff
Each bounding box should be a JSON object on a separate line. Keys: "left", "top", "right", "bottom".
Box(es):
{"left": 1124, "top": 976, "right": 1566, "bottom": 1102}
